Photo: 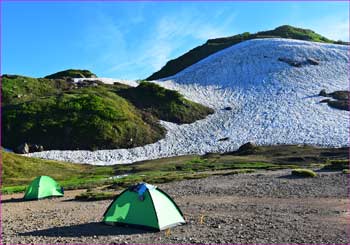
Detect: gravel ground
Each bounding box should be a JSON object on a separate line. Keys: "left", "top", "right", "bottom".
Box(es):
{"left": 2, "top": 169, "right": 349, "bottom": 244}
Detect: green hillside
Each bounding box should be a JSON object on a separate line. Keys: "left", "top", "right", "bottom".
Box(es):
{"left": 118, "top": 82, "right": 214, "bottom": 123}
{"left": 2, "top": 73, "right": 212, "bottom": 151}
{"left": 44, "top": 69, "right": 97, "bottom": 79}
{"left": 147, "top": 25, "right": 346, "bottom": 80}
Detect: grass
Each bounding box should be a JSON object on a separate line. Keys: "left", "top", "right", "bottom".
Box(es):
{"left": 322, "top": 159, "right": 349, "bottom": 171}
{"left": 2, "top": 145, "right": 348, "bottom": 194}
{"left": 118, "top": 81, "right": 214, "bottom": 124}
{"left": 44, "top": 69, "right": 96, "bottom": 79}
{"left": 342, "top": 169, "right": 350, "bottom": 174}
{"left": 1, "top": 151, "right": 114, "bottom": 194}
{"left": 2, "top": 77, "right": 212, "bottom": 151}
{"left": 2, "top": 86, "right": 165, "bottom": 150}
{"left": 291, "top": 169, "right": 317, "bottom": 178}
{"left": 1, "top": 75, "right": 70, "bottom": 106}
{"left": 147, "top": 25, "right": 345, "bottom": 80}
{"left": 75, "top": 190, "right": 116, "bottom": 201}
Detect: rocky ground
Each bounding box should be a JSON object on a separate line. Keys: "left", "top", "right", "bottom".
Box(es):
{"left": 2, "top": 169, "right": 349, "bottom": 244}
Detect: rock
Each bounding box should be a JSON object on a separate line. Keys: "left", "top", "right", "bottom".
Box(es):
{"left": 223, "top": 106, "right": 233, "bottom": 111}
{"left": 218, "top": 137, "right": 230, "bottom": 142}
{"left": 236, "top": 142, "right": 258, "bottom": 155}
{"left": 278, "top": 57, "right": 302, "bottom": 67}
{"left": 319, "top": 89, "right": 328, "bottom": 97}
{"left": 14, "top": 143, "right": 44, "bottom": 154}
{"left": 319, "top": 99, "right": 330, "bottom": 103}
{"left": 30, "top": 144, "right": 44, "bottom": 152}
{"left": 15, "top": 143, "right": 30, "bottom": 154}
{"left": 307, "top": 58, "right": 320, "bottom": 65}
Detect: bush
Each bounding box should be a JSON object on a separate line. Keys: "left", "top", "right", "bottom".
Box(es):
{"left": 322, "top": 160, "right": 349, "bottom": 171}
{"left": 291, "top": 169, "right": 317, "bottom": 178}
{"left": 75, "top": 191, "right": 116, "bottom": 201}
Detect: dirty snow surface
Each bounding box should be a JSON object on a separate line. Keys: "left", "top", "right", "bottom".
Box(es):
{"left": 73, "top": 77, "right": 139, "bottom": 87}
{"left": 29, "top": 38, "right": 349, "bottom": 165}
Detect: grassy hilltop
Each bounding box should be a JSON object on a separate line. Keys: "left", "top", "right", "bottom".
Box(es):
{"left": 2, "top": 70, "right": 213, "bottom": 151}
{"left": 147, "top": 25, "right": 347, "bottom": 80}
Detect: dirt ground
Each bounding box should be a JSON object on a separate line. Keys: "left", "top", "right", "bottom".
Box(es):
{"left": 1, "top": 169, "right": 349, "bottom": 244}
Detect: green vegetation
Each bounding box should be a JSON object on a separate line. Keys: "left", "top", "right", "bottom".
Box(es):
{"left": 118, "top": 81, "right": 214, "bottom": 123}
{"left": 322, "top": 159, "right": 349, "bottom": 171}
{"left": 2, "top": 145, "right": 348, "bottom": 194}
{"left": 342, "top": 169, "right": 350, "bottom": 174}
{"left": 1, "top": 75, "right": 70, "bottom": 106}
{"left": 2, "top": 151, "right": 114, "bottom": 193}
{"left": 75, "top": 190, "right": 116, "bottom": 201}
{"left": 44, "top": 69, "right": 96, "bottom": 79}
{"left": 2, "top": 74, "right": 212, "bottom": 151}
{"left": 147, "top": 25, "right": 347, "bottom": 80}
{"left": 291, "top": 169, "right": 317, "bottom": 178}
{"left": 3, "top": 87, "right": 164, "bottom": 150}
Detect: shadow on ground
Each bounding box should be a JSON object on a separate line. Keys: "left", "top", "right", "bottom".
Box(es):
{"left": 20, "top": 222, "right": 154, "bottom": 237}
{"left": 1, "top": 198, "right": 26, "bottom": 204}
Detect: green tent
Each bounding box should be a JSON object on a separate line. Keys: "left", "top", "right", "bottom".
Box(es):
{"left": 103, "top": 183, "right": 185, "bottom": 230}
{"left": 24, "top": 176, "right": 64, "bottom": 200}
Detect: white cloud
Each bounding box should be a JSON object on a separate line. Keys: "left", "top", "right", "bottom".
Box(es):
{"left": 299, "top": 15, "right": 349, "bottom": 42}
{"left": 82, "top": 6, "right": 237, "bottom": 78}
{"left": 142, "top": 8, "right": 237, "bottom": 71}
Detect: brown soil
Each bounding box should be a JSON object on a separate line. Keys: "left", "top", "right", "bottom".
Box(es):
{"left": 1, "top": 169, "right": 349, "bottom": 244}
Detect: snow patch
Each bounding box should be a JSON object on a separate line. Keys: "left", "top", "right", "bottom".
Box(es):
{"left": 29, "top": 39, "right": 349, "bottom": 165}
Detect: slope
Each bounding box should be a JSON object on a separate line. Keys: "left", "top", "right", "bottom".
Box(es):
{"left": 147, "top": 25, "right": 346, "bottom": 80}
{"left": 29, "top": 38, "right": 349, "bottom": 165}
{"left": 2, "top": 74, "right": 212, "bottom": 151}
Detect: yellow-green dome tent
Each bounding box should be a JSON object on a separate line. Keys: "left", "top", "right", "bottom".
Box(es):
{"left": 24, "top": 176, "right": 64, "bottom": 200}
{"left": 103, "top": 183, "right": 185, "bottom": 231}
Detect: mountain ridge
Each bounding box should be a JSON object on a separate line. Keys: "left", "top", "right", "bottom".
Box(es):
{"left": 147, "top": 25, "right": 347, "bottom": 81}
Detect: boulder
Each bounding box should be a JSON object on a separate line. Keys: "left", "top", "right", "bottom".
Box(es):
{"left": 15, "top": 143, "right": 30, "bottom": 154}
{"left": 319, "top": 99, "right": 330, "bottom": 103}
{"left": 306, "top": 58, "right": 319, "bottom": 65}
{"left": 218, "top": 137, "right": 230, "bottom": 141}
{"left": 30, "top": 144, "right": 44, "bottom": 152}
{"left": 14, "top": 143, "right": 44, "bottom": 154}
{"left": 236, "top": 142, "right": 258, "bottom": 155}
{"left": 223, "top": 106, "right": 232, "bottom": 111}
{"left": 278, "top": 57, "right": 302, "bottom": 67}
{"left": 319, "top": 89, "right": 327, "bottom": 97}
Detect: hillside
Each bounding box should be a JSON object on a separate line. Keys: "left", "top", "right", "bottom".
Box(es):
{"left": 29, "top": 38, "right": 349, "bottom": 165}
{"left": 2, "top": 73, "right": 213, "bottom": 151}
{"left": 1, "top": 75, "right": 70, "bottom": 106}
{"left": 44, "top": 69, "right": 97, "bottom": 79}
{"left": 147, "top": 25, "right": 346, "bottom": 80}
{"left": 118, "top": 81, "right": 214, "bottom": 123}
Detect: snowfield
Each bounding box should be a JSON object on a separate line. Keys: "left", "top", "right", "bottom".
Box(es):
{"left": 29, "top": 38, "right": 349, "bottom": 165}
{"left": 73, "top": 77, "right": 139, "bottom": 87}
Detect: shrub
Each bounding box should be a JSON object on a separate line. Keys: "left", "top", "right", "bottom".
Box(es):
{"left": 291, "top": 169, "right": 317, "bottom": 178}
{"left": 75, "top": 191, "right": 116, "bottom": 201}
{"left": 322, "top": 160, "right": 349, "bottom": 171}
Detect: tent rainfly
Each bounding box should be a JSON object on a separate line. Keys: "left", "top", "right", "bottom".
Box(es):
{"left": 24, "top": 176, "right": 64, "bottom": 200}
{"left": 103, "top": 183, "right": 186, "bottom": 231}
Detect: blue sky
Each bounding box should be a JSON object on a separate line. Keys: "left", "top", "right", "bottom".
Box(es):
{"left": 2, "top": 1, "right": 349, "bottom": 79}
